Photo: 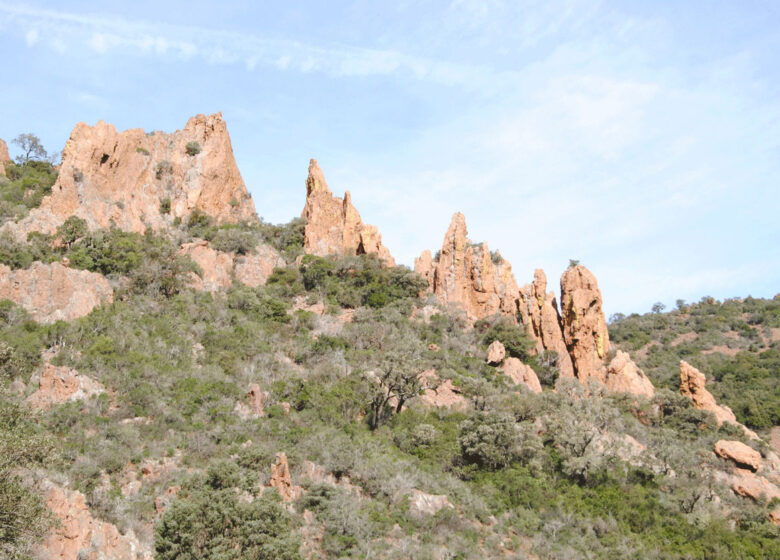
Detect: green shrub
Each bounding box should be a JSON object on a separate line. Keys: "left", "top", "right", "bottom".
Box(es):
{"left": 185, "top": 142, "right": 201, "bottom": 156}
{"left": 159, "top": 197, "right": 171, "bottom": 214}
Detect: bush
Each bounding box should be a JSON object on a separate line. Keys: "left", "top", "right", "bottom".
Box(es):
{"left": 185, "top": 142, "right": 201, "bottom": 156}
{"left": 475, "top": 316, "right": 533, "bottom": 361}
{"left": 159, "top": 197, "right": 171, "bottom": 214}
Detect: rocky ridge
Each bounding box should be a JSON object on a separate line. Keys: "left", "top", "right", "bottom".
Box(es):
{"left": 301, "top": 159, "right": 394, "bottom": 264}
{"left": 5, "top": 113, "right": 255, "bottom": 239}
{"left": 0, "top": 137, "right": 9, "bottom": 176}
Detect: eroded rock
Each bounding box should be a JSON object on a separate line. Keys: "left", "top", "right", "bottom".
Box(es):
{"left": 415, "top": 213, "right": 520, "bottom": 322}
{"left": 179, "top": 240, "right": 285, "bottom": 292}
{"left": 419, "top": 370, "right": 468, "bottom": 410}
{"left": 679, "top": 361, "right": 737, "bottom": 425}
{"left": 714, "top": 440, "right": 762, "bottom": 472}
{"left": 269, "top": 452, "right": 302, "bottom": 501}
{"left": 301, "top": 159, "right": 394, "bottom": 264}
{"left": 8, "top": 113, "right": 255, "bottom": 239}
{"left": 0, "top": 262, "right": 112, "bottom": 323}
{"left": 486, "top": 340, "right": 506, "bottom": 364}
{"left": 26, "top": 363, "right": 105, "bottom": 410}
{"left": 560, "top": 265, "right": 610, "bottom": 384}
{"left": 499, "top": 357, "right": 542, "bottom": 394}
{"left": 409, "top": 489, "right": 454, "bottom": 516}
{"left": 0, "top": 138, "right": 9, "bottom": 176}
{"left": 604, "top": 351, "right": 655, "bottom": 398}
{"left": 36, "top": 482, "right": 151, "bottom": 560}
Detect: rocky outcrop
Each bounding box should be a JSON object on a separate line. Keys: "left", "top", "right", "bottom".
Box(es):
{"left": 0, "top": 262, "right": 112, "bottom": 323}
{"left": 486, "top": 340, "right": 506, "bottom": 364}
{"left": 560, "top": 265, "right": 610, "bottom": 384}
{"left": 26, "top": 363, "right": 105, "bottom": 410}
{"left": 499, "top": 357, "right": 542, "bottom": 394}
{"left": 604, "top": 351, "right": 655, "bottom": 398}
{"left": 729, "top": 469, "right": 780, "bottom": 503}
{"left": 179, "top": 240, "right": 285, "bottom": 292}
{"left": 8, "top": 113, "right": 255, "bottom": 239}
{"left": 235, "top": 383, "right": 268, "bottom": 419}
{"left": 419, "top": 370, "right": 468, "bottom": 410}
{"left": 520, "top": 269, "right": 575, "bottom": 378}
{"left": 409, "top": 489, "right": 454, "bottom": 516}
{"left": 414, "top": 213, "right": 520, "bottom": 322}
{"left": 714, "top": 440, "right": 762, "bottom": 472}
{"left": 301, "top": 159, "right": 394, "bottom": 264}
{"left": 0, "top": 138, "right": 9, "bottom": 176}
{"left": 679, "top": 361, "right": 737, "bottom": 425}
{"left": 268, "top": 452, "right": 302, "bottom": 501}
{"left": 36, "top": 482, "right": 151, "bottom": 560}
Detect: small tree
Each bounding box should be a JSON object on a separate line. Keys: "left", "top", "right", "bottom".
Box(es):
{"left": 651, "top": 302, "right": 666, "bottom": 314}
{"left": 56, "top": 216, "right": 88, "bottom": 249}
{"left": 568, "top": 259, "right": 580, "bottom": 268}
{"left": 12, "top": 134, "right": 48, "bottom": 164}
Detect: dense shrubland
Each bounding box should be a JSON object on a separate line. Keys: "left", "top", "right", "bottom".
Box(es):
{"left": 0, "top": 207, "right": 778, "bottom": 558}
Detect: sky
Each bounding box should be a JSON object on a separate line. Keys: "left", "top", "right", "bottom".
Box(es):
{"left": 1, "top": 1, "right": 779, "bottom": 315}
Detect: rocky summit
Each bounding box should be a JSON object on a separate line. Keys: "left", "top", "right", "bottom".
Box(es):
{"left": 0, "top": 137, "right": 10, "bottom": 176}
{"left": 1, "top": 112, "right": 778, "bottom": 560}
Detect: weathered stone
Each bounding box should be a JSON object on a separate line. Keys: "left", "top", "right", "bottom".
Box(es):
{"left": 520, "top": 269, "right": 575, "bottom": 378}
{"left": 0, "top": 138, "right": 10, "bottom": 176}
{"left": 179, "top": 240, "right": 285, "bottom": 292}
{"left": 604, "top": 351, "right": 655, "bottom": 398}
{"left": 409, "top": 489, "right": 454, "bottom": 516}
{"left": 714, "top": 440, "right": 762, "bottom": 472}
{"left": 269, "top": 452, "right": 302, "bottom": 501}
{"left": 419, "top": 369, "right": 468, "bottom": 410}
{"left": 500, "top": 357, "right": 542, "bottom": 394}
{"left": 36, "top": 482, "right": 151, "bottom": 560}
{"left": 560, "top": 265, "right": 610, "bottom": 383}
{"left": 416, "top": 213, "right": 520, "bottom": 322}
{"left": 0, "top": 262, "right": 112, "bottom": 323}
{"left": 301, "top": 159, "right": 394, "bottom": 264}
{"left": 730, "top": 469, "right": 780, "bottom": 503}
{"left": 486, "top": 340, "right": 506, "bottom": 364}
{"left": 8, "top": 113, "right": 255, "bottom": 239}
{"left": 26, "top": 363, "right": 105, "bottom": 410}
{"left": 679, "top": 361, "right": 737, "bottom": 425}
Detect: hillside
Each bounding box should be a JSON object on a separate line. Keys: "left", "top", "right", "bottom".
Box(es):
{"left": 0, "top": 119, "right": 778, "bottom": 560}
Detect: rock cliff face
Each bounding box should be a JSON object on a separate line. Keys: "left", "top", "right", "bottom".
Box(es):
{"left": 301, "top": 159, "right": 394, "bottom": 264}
{"left": 560, "top": 265, "right": 610, "bottom": 384}
{"left": 0, "top": 137, "right": 9, "bottom": 176}
{"left": 8, "top": 113, "right": 255, "bottom": 239}
{"left": 0, "top": 262, "right": 112, "bottom": 323}
{"left": 178, "top": 240, "right": 285, "bottom": 292}
{"left": 414, "top": 213, "right": 520, "bottom": 322}
{"left": 36, "top": 482, "right": 151, "bottom": 560}
{"left": 520, "top": 269, "right": 575, "bottom": 378}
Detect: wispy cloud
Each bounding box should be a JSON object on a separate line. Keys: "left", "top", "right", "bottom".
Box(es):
{"left": 0, "top": 2, "right": 520, "bottom": 93}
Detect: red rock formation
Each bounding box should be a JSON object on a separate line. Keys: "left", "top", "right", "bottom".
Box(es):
{"left": 8, "top": 113, "right": 255, "bottom": 239}
{"left": 730, "top": 469, "right": 780, "bottom": 503}
{"left": 179, "top": 240, "right": 284, "bottom": 292}
{"left": 679, "top": 361, "right": 738, "bottom": 425}
{"left": 37, "top": 482, "right": 151, "bottom": 560}
{"left": 0, "top": 262, "right": 112, "bottom": 323}
{"left": 301, "top": 159, "right": 394, "bottom": 264}
{"left": 715, "top": 440, "right": 762, "bottom": 472}
{"left": 26, "top": 363, "right": 105, "bottom": 410}
{"left": 604, "top": 351, "right": 655, "bottom": 398}
{"left": 414, "top": 213, "right": 520, "bottom": 322}
{"left": 486, "top": 340, "right": 506, "bottom": 364}
{"left": 0, "top": 138, "right": 10, "bottom": 176}
{"left": 269, "top": 452, "right": 302, "bottom": 501}
{"left": 500, "top": 357, "right": 542, "bottom": 394}
{"left": 520, "top": 269, "right": 575, "bottom": 378}
{"left": 560, "top": 265, "right": 610, "bottom": 384}
{"left": 419, "top": 369, "right": 468, "bottom": 410}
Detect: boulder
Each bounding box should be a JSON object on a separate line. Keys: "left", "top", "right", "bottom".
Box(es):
{"left": 0, "top": 137, "right": 9, "bottom": 176}
{"left": 679, "top": 361, "right": 737, "bottom": 425}
{"left": 499, "top": 357, "right": 542, "bottom": 394}
{"left": 560, "top": 265, "right": 610, "bottom": 383}
{"left": 730, "top": 469, "right": 780, "bottom": 503}
{"left": 415, "top": 213, "right": 520, "bottom": 322}
{"left": 36, "top": 482, "right": 151, "bottom": 560}
{"left": 301, "top": 159, "right": 394, "bottom": 264}
{"left": 26, "top": 363, "right": 105, "bottom": 410}
{"left": 520, "top": 269, "right": 575, "bottom": 378}
{"left": 604, "top": 351, "right": 655, "bottom": 398}
{"left": 409, "top": 489, "right": 454, "bottom": 516}
{"left": 0, "top": 262, "right": 112, "bottom": 323}
{"left": 714, "top": 440, "right": 762, "bottom": 472}
{"left": 7, "top": 113, "right": 255, "bottom": 239}
{"left": 419, "top": 369, "right": 468, "bottom": 410}
{"left": 486, "top": 340, "right": 506, "bottom": 364}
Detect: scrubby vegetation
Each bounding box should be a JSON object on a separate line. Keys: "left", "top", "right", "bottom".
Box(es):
{"left": 0, "top": 160, "right": 58, "bottom": 224}
{"left": 610, "top": 296, "right": 780, "bottom": 430}
{"left": 0, "top": 192, "right": 778, "bottom": 557}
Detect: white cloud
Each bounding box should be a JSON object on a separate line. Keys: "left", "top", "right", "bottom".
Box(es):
{"left": 24, "top": 27, "right": 38, "bottom": 45}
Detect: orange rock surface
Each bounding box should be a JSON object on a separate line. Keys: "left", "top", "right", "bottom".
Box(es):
{"left": 679, "top": 361, "right": 738, "bottom": 425}
{"left": 8, "top": 113, "right": 255, "bottom": 239}
{"left": 301, "top": 159, "right": 394, "bottom": 264}
{"left": 26, "top": 363, "right": 105, "bottom": 410}
{"left": 0, "top": 137, "right": 9, "bottom": 176}
{"left": 0, "top": 262, "right": 112, "bottom": 323}
{"left": 604, "top": 350, "right": 655, "bottom": 398}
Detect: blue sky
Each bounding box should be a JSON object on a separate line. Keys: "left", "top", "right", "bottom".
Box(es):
{"left": 1, "top": 1, "right": 779, "bottom": 315}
